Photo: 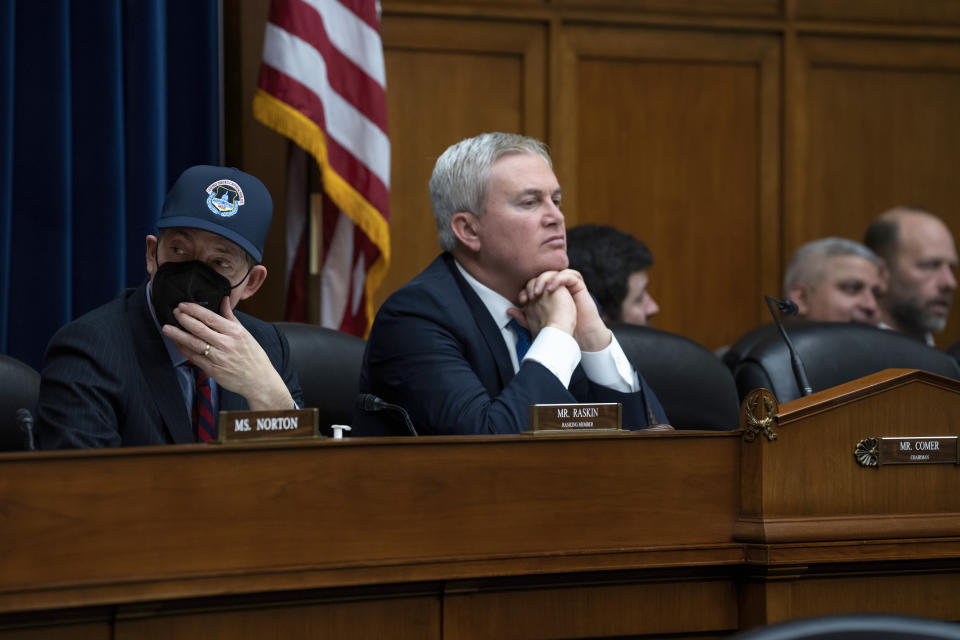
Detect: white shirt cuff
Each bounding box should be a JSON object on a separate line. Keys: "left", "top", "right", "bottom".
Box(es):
{"left": 523, "top": 326, "right": 580, "bottom": 388}
{"left": 579, "top": 333, "right": 640, "bottom": 393}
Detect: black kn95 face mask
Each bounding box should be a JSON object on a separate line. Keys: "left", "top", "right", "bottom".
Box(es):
{"left": 151, "top": 260, "right": 236, "bottom": 330}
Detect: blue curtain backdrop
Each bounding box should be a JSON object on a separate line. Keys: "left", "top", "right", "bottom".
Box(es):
{"left": 0, "top": 0, "right": 221, "bottom": 370}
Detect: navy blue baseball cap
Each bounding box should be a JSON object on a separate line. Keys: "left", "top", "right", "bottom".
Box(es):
{"left": 157, "top": 165, "right": 273, "bottom": 263}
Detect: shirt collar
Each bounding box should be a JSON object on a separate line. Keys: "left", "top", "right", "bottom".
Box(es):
{"left": 145, "top": 280, "right": 189, "bottom": 367}
{"left": 453, "top": 260, "right": 515, "bottom": 331}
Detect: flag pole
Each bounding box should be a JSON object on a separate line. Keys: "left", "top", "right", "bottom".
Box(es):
{"left": 308, "top": 192, "right": 323, "bottom": 325}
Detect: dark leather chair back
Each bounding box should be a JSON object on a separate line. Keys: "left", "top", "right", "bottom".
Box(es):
{"left": 731, "top": 614, "right": 960, "bottom": 639}
{"left": 275, "top": 323, "right": 365, "bottom": 434}
{"left": 733, "top": 322, "right": 960, "bottom": 404}
{"left": 947, "top": 338, "right": 960, "bottom": 363}
{"left": 0, "top": 353, "right": 40, "bottom": 451}
{"left": 611, "top": 324, "right": 739, "bottom": 429}
{"left": 722, "top": 323, "right": 777, "bottom": 371}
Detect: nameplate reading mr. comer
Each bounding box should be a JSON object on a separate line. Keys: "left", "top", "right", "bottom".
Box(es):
{"left": 218, "top": 408, "right": 319, "bottom": 443}
{"left": 529, "top": 403, "right": 621, "bottom": 433}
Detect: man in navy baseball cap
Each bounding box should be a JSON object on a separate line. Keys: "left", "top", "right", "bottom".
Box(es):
{"left": 158, "top": 165, "right": 273, "bottom": 262}
{"left": 36, "top": 165, "right": 304, "bottom": 448}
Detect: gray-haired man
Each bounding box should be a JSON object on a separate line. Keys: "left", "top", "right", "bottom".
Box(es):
{"left": 784, "top": 237, "right": 884, "bottom": 325}
{"left": 355, "top": 132, "right": 667, "bottom": 435}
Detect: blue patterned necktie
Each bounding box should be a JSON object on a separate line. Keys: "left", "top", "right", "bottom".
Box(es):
{"left": 507, "top": 318, "right": 532, "bottom": 363}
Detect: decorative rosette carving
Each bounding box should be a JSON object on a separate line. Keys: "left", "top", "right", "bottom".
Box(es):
{"left": 854, "top": 438, "right": 879, "bottom": 468}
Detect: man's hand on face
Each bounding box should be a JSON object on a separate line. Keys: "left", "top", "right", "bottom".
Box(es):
{"left": 514, "top": 269, "right": 612, "bottom": 352}
{"left": 162, "top": 298, "right": 295, "bottom": 411}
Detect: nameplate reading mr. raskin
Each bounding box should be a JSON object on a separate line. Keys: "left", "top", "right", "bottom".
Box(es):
{"left": 218, "top": 408, "right": 319, "bottom": 443}
{"left": 879, "top": 436, "right": 958, "bottom": 465}
{"left": 529, "top": 403, "right": 621, "bottom": 433}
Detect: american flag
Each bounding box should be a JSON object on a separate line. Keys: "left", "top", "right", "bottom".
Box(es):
{"left": 253, "top": 0, "right": 389, "bottom": 335}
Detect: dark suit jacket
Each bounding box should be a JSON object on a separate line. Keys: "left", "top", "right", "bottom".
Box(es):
{"left": 354, "top": 253, "right": 668, "bottom": 435}
{"left": 36, "top": 281, "right": 303, "bottom": 448}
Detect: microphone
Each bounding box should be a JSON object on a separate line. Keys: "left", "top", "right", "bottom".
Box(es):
{"left": 763, "top": 295, "right": 814, "bottom": 397}
{"left": 16, "top": 408, "right": 36, "bottom": 451}
{"left": 356, "top": 393, "right": 419, "bottom": 436}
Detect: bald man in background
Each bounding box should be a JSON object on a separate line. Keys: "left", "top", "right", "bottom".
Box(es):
{"left": 865, "top": 207, "right": 958, "bottom": 345}
{"left": 783, "top": 237, "right": 884, "bottom": 325}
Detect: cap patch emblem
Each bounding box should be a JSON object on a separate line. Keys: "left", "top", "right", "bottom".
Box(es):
{"left": 205, "top": 179, "right": 246, "bottom": 217}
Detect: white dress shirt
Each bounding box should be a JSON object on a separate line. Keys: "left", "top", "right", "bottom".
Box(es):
{"left": 454, "top": 261, "right": 638, "bottom": 392}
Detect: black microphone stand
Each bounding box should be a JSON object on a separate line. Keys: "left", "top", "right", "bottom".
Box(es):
{"left": 356, "top": 394, "right": 419, "bottom": 436}
{"left": 764, "top": 296, "right": 814, "bottom": 397}
{"left": 16, "top": 408, "right": 36, "bottom": 451}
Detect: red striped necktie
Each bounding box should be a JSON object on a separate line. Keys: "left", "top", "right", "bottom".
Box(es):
{"left": 187, "top": 363, "right": 216, "bottom": 442}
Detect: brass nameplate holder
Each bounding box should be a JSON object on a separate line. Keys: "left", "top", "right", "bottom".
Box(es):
{"left": 218, "top": 408, "right": 320, "bottom": 443}
{"left": 854, "top": 436, "right": 958, "bottom": 468}
{"left": 529, "top": 403, "right": 621, "bottom": 434}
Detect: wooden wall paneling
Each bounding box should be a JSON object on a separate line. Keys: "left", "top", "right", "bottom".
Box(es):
{"left": 556, "top": 25, "right": 781, "bottom": 350}
{"left": 553, "top": 0, "right": 781, "bottom": 18}
{"left": 382, "top": 0, "right": 546, "bottom": 8}
{"left": 0, "top": 434, "right": 739, "bottom": 613}
{"left": 782, "top": 11, "right": 804, "bottom": 298}
{"left": 443, "top": 577, "right": 739, "bottom": 639}
{"left": 114, "top": 595, "right": 441, "bottom": 640}
{"left": 374, "top": 15, "right": 547, "bottom": 311}
{"left": 0, "top": 624, "right": 109, "bottom": 640}
{"left": 736, "top": 372, "right": 960, "bottom": 543}
{"left": 760, "top": 381, "right": 960, "bottom": 521}
{"left": 785, "top": 35, "right": 960, "bottom": 347}
{"left": 759, "top": 25, "right": 784, "bottom": 326}
{"left": 744, "top": 571, "right": 960, "bottom": 626}
{"left": 549, "top": 17, "right": 575, "bottom": 190}
{"left": 224, "top": 0, "right": 290, "bottom": 323}
{"left": 795, "top": 0, "right": 960, "bottom": 26}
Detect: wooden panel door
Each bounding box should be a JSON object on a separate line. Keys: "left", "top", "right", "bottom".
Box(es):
{"left": 786, "top": 35, "right": 960, "bottom": 346}
{"left": 375, "top": 15, "right": 547, "bottom": 311}
{"left": 554, "top": 0, "right": 780, "bottom": 16}
{"left": 795, "top": 0, "right": 960, "bottom": 25}
{"left": 556, "top": 25, "right": 781, "bottom": 350}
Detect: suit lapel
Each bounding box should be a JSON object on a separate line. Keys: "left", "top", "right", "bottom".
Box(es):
{"left": 128, "top": 282, "right": 195, "bottom": 444}
{"left": 442, "top": 254, "right": 515, "bottom": 387}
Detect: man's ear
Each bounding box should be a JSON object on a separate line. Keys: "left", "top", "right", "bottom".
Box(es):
{"left": 787, "top": 285, "right": 809, "bottom": 316}
{"left": 145, "top": 235, "right": 158, "bottom": 277}
{"left": 876, "top": 257, "right": 890, "bottom": 283}
{"left": 237, "top": 265, "right": 268, "bottom": 301}
{"left": 450, "top": 212, "right": 481, "bottom": 252}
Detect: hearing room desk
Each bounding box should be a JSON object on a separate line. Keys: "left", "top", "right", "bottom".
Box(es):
{"left": 1, "top": 370, "right": 959, "bottom": 638}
